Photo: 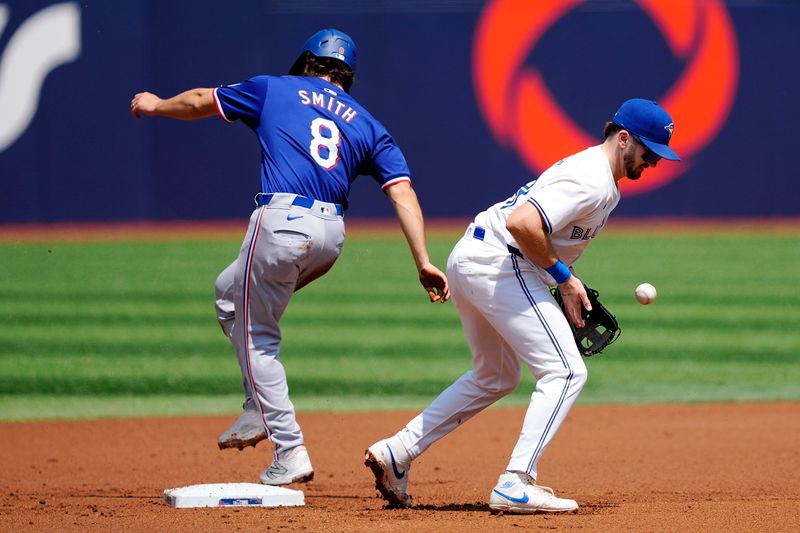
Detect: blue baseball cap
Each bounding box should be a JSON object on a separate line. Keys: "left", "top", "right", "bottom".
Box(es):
{"left": 300, "top": 28, "right": 357, "bottom": 72}
{"left": 613, "top": 99, "right": 680, "bottom": 161}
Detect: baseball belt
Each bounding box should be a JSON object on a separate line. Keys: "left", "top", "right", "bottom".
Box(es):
{"left": 255, "top": 192, "right": 343, "bottom": 217}
{"left": 467, "top": 224, "right": 524, "bottom": 258}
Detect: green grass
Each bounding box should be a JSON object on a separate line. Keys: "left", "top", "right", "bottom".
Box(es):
{"left": 1, "top": 227, "right": 799, "bottom": 421}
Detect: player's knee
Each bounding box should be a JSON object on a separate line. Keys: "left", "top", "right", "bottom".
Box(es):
{"left": 476, "top": 372, "right": 520, "bottom": 397}
{"left": 214, "top": 270, "right": 236, "bottom": 337}
{"left": 569, "top": 360, "right": 589, "bottom": 391}
{"left": 214, "top": 274, "right": 230, "bottom": 301}
{"left": 214, "top": 295, "right": 235, "bottom": 330}
{"left": 496, "top": 379, "right": 519, "bottom": 397}
{"left": 541, "top": 360, "right": 587, "bottom": 394}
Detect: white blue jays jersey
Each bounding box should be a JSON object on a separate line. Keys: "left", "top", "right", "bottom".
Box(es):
{"left": 475, "top": 145, "right": 620, "bottom": 283}
{"left": 213, "top": 75, "right": 411, "bottom": 209}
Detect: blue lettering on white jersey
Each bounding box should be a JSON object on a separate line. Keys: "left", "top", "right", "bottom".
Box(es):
{"left": 500, "top": 180, "right": 536, "bottom": 209}
{"left": 214, "top": 75, "right": 410, "bottom": 209}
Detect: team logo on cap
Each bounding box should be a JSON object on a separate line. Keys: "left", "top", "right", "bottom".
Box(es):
{"left": 665, "top": 123, "right": 675, "bottom": 138}
{"left": 472, "top": 0, "right": 739, "bottom": 196}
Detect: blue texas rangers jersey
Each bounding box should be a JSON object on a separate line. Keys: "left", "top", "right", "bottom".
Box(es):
{"left": 213, "top": 75, "right": 411, "bottom": 209}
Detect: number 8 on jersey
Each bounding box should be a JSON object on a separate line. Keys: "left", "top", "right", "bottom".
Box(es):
{"left": 310, "top": 117, "right": 341, "bottom": 169}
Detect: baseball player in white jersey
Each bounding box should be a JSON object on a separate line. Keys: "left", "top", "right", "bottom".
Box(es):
{"left": 365, "top": 99, "right": 680, "bottom": 513}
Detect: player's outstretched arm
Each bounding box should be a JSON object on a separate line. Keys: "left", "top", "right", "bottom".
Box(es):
{"left": 384, "top": 181, "right": 450, "bottom": 303}
{"left": 131, "top": 88, "right": 217, "bottom": 120}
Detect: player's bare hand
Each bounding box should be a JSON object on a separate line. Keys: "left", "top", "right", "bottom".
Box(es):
{"left": 419, "top": 263, "right": 450, "bottom": 303}
{"left": 558, "top": 275, "right": 591, "bottom": 328}
{"left": 130, "top": 92, "right": 162, "bottom": 119}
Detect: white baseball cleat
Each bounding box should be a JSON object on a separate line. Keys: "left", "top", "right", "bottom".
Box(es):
{"left": 217, "top": 409, "right": 267, "bottom": 450}
{"left": 489, "top": 471, "right": 578, "bottom": 514}
{"left": 259, "top": 445, "right": 314, "bottom": 485}
{"left": 364, "top": 436, "right": 413, "bottom": 508}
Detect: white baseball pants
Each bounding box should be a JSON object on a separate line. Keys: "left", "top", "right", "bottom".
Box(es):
{"left": 397, "top": 229, "right": 587, "bottom": 478}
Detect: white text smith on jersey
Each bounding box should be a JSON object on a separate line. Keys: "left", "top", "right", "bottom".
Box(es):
{"left": 298, "top": 90, "right": 358, "bottom": 123}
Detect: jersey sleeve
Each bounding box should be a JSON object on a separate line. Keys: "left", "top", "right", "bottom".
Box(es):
{"left": 213, "top": 76, "right": 269, "bottom": 125}
{"left": 361, "top": 127, "right": 411, "bottom": 189}
{"left": 527, "top": 173, "right": 595, "bottom": 234}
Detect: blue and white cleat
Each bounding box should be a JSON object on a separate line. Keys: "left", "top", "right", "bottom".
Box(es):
{"left": 489, "top": 472, "right": 578, "bottom": 514}
{"left": 364, "top": 436, "right": 413, "bottom": 508}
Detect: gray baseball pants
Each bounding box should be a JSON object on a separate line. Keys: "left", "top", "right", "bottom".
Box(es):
{"left": 215, "top": 193, "right": 345, "bottom": 457}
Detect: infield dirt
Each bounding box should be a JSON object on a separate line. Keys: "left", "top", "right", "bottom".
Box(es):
{"left": 2, "top": 403, "right": 798, "bottom": 532}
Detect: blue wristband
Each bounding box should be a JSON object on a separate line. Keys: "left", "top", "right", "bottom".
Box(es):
{"left": 545, "top": 260, "right": 571, "bottom": 284}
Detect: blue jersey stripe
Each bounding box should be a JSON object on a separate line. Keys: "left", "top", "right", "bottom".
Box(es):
{"left": 528, "top": 198, "right": 553, "bottom": 234}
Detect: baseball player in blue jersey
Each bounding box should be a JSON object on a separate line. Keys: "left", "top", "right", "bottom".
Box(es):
{"left": 365, "top": 99, "right": 680, "bottom": 512}
{"left": 131, "top": 29, "right": 449, "bottom": 485}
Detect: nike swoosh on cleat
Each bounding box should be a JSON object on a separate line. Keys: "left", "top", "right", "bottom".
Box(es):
{"left": 287, "top": 214, "right": 304, "bottom": 220}
{"left": 492, "top": 489, "right": 529, "bottom": 504}
{"left": 387, "top": 445, "right": 405, "bottom": 479}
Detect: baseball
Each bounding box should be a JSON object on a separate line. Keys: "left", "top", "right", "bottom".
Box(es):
{"left": 634, "top": 283, "right": 657, "bottom": 305}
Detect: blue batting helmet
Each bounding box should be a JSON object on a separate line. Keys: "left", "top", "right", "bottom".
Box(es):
{"left": 299, "top": 28, "right": 357, "bottom": 72}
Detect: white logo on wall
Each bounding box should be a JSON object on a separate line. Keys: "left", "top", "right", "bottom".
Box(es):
{"left": 0, "top": 2, "right": 80, "bottom": 152}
